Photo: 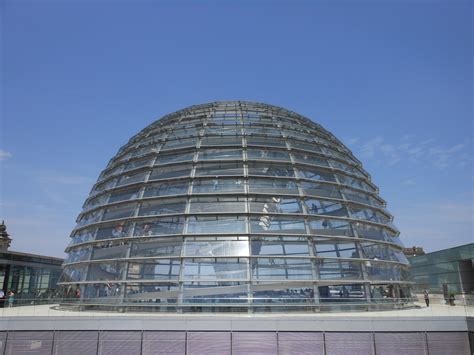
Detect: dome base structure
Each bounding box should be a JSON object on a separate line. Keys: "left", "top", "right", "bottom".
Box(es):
{"left": 59, "top": 101, "right": 414, "bottom": 313}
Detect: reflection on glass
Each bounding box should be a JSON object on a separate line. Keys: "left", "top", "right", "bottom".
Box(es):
{"left": 183, "top": 258, "right": 248, "bottom": 280}
{"left": 317, "top": 259, "right": 363, "bottom": 280}
{"left": 353, "top": 222, "right": 395, "bottom": 243}
{"left": 69, "top": 228, "right": 96, "bottom": 245}
{"left": 282, "top": 129, "right": 315, "bottom": 141}
{"left": 84, "top": 284, "right": 122, "bottom": 299}
{"left": 155, "top": 151, "right": 195, "bottom": 165}
{"left": 182, "top": 282, "right": 248, "bottom": 304}
{"left": 195, "top": 162, "right": 243, "bottom": 176}
{"left": 341, "top": 188, "right": 383, "bottom": 208}
{"left": 87, "top": 262, "right": 125, "bottom": 281}
{"left": 184, "top": 238, "right": 249, "bottom": 257}
{"left": 161, "top": 138, "right": 196, "bottom": 150}
{"left": 192, "top": 178, "right": 244, "bottom": 193}
{"left": 323, "top": 146, "right": 359, "bottom": 166}
{"left": 318, "top": 284, "right": 365, "bottom": 301}
{"left": 250, "top": 216, "right": 306, "bottom": 234}
{"left": 245, "top": 127, "right": 280, "bottom": 136}
{"left": 65, "top": 247, "right": 92, "bottom": 263}
{"left": 248, "top": 163, "right": 294, "bottom": 177}
{"left": 149, "top": 164, "right": 191, "bottom": 180}
{"left": 91, "top": 243, "right": 128, "bottom": 260}
{"left": 336, "top": 174, "right": 375, "bottom": 192}
{"left": 298, "top": 167, "right": 336, "bottom": 182}
{"left": 292, "top": 152, "right": 329, "bottom": 167}
{"left": 167, "top": 128, "right": 201, "bottom": 139}
{"left": 253, "top": 285, "right": 315, "bottom": 304}
{"left": 102, "top": 203, "right": 136, "bottom": 221}
{"left": 305, "top": 199, "right": 348, "bottom": 217}
{"left": 130, "top": 145, "right": 159, "bottom": 158}
{"left": 100, "top": 165, "right": 123, "bottom": 180}
{"left": 123, "top": 157, "right": 153, "bottom": 172}
{"left": 77, "top": 210, "right": 102, "bottom": 227}
{"left": 246, "top": 136, "right": 286, "bottom": 147}
{"left": 116, "top": 171, "right": 148, "bottom": 187}
{"left": 248, "top": 178, "right": 298, "bottom": 194}
{"left": 200, "top": 136, "right": 243, "bottom": 146}
{"left": 251, "top": 237, "right": 310, "bottom": 256}
{"left": 126, "top": 283, "right": 179, "bottom": 303}
{"left": 350, "top": 206, "right": 390, "bottom": 224}
{"left": 206, "top": 126, "right": 242, "bottom": 135}
{"left": 95, "top": 222, "right": 133, "bottom": 240}
{"left": 127, "top": 259, "right": 180, "bottom": 280}
{"left": 83, "top": 194, "right": 109, "bottom": 211}
{"left": 134, "top": 217, "right": 185, "bottom": 236}
{"left": 330, "top": 160, "right": 365, "bottom": 178}
{"left": 143, "top": 181, "right": 189, "bottom": 197}
{"left": 249, "top": 197, "right": 302, "bottom": 214}
{"left": 366, "top": 262, "right": 401, "bottom": 281}
{"left": 314, "top": 241, "right": 359, "bottom": 258}
{"left": 308, "top": 218, "right": 353, "bottom": 237}
{"left": 289, "top": 140, "right": 322, "bottom": 153}
{"left": 252, "top": 258, "right": 313, "bottom": 280}
{"left": 211, "top": 119, "right": 242, "bottom": 127}
{"left": 360, "top": 242, "right": 408, "bottom": 264}
{"left": 131, "top": 238, "right": 182, "bottom": 257}
{"left": 189, "top": 196, "right": 246, "bottom": 213}
{"left": 301, "top": 182, "right": 342, "bottom": 199}
{"left": 247, "top": 149, "right": 290, "bottom": 161}
{"left": 198, "top": 149, "right": 242, "bottom": 161}
{"left": 60, "top": 266, "right": 87, "bottom": 283}
{"left": 139, "top": 198, "right": 186, "bottom": 216}
{"left": 108, "top": 188, "right": 140, "bottom": 203}
{"left": 187, "top": 216, "right": 246, "bottom": 234}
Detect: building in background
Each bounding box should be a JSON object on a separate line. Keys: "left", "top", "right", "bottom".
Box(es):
{"left": 60, "top": 101, "right": 412, "bottom": 312}
{"left": 403, "top": 246, "right": 425, "bottom": 257}
{"left": 409, "top": 243, "right": 474, "bottom": 297}
{"left": 0, "top": 221, "right": 63, "bottom": 304}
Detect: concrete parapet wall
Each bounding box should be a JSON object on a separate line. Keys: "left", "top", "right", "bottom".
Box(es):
{"left": 0, "top": 303, "right": 472, "bottom": 354}
{"left": 0, "top": 328, "right": 471, "bottom": 354}
{"left": 1, "top": 315, "right": 473, "bottom": 333}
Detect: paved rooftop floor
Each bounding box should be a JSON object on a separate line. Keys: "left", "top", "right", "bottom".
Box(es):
{"left": 1, "top": 302, "right": 472, "bottom": 318}
{"left": 1, "top": 302, "right": 473, "bottom": 333}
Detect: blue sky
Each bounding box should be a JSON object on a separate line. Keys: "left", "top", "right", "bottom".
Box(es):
{"left": 1, "top": 1, "right": 472, "bottom": 257}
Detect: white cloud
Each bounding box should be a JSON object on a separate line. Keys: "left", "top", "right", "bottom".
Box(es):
{"left": 358, "top": 136, "right": 384, "bottom": 159}
{"left": 426, "top": 143, "right": 467, "bottom": 169}
{"left": 0, "top": 149, "right": 12, "bottom": 161}
{"left": 349, "top": 135, "right": 471, "bottom": 170}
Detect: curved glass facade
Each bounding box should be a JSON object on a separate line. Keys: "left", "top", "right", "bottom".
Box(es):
{"left": 60, "top": 101, "right": 412, "bottom": 312}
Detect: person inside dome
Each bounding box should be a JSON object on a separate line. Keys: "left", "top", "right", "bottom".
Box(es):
{"left": 112, "top": 223, "right": 125, "bottom": 238}
{"left": 141, "top": 223, "right": 153, "bottom": 236}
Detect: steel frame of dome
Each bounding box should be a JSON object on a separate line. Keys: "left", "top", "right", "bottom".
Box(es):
{"left": 60, "top": 101, "right": 413, "bottom": 312}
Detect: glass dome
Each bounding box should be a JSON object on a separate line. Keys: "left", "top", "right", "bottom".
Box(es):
{"left": 60, "top": 101, "right": 412, "bottom": 312}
